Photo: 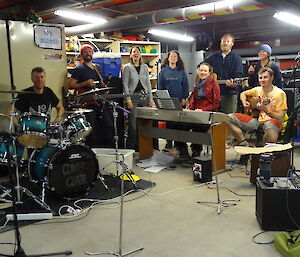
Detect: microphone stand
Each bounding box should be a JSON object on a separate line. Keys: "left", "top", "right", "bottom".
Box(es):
{"left": 0, "top": 133, "right": 72, "bottom": 257}
{"left": 0, "top": 20, "right": 72, "bottom": 257}
{"left": 85, "top": 95, "right": 143, "bottom": 257}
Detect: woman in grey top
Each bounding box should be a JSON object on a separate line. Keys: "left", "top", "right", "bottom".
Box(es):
{"left": 122, "top": 46, "right": 153, "bottom": 149}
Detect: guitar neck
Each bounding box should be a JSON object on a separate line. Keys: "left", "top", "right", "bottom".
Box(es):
{"left": 216, "top": 77, "right": 248, "bottom": 85}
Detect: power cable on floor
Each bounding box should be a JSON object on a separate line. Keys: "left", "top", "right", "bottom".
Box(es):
{"left": 252, "top": 231, "right": 274, "bottom": 245}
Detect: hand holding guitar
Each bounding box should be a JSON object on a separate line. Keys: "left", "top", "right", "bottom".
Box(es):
{"left": 257, "top": 97, "right": 270, "bottom": 113}
{"left": 226, "top": 78, "right": 236, "bottom": 88}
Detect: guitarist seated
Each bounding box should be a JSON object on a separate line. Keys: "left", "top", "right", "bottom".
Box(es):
{"left": 227, "top": 67, "right": 287, "bottom": 146}
{"left": 68, "top": 44, "right": 114, "bottom": 148}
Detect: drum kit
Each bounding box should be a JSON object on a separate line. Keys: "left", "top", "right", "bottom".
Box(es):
{"left": 0, "top": 89, "right": 106, "bottom": 208}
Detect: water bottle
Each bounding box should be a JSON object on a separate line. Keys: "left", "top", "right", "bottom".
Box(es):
{"left": 259, "top": 153, "right": 273, "bottom": 181}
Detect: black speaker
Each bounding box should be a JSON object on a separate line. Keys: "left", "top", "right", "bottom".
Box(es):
{"left": 192, "top": 156, "right": 212, "bottom": 183}
{"left": 256, "top": 178, "right": 300, "bottom": 231}
{"left": 283, "top": 88, "right": 296, "bottom": 115}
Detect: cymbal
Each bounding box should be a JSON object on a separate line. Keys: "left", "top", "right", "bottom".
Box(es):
{"left": 65, "top": 109, "right": 93, "bottom": 114}
{"left": 0, "top": 113, "right": 7, "bottom": 117}
{"left": 77, "top": 87, "right": 114, "bottom": 97}
{"left": 0, "top": 90, "right": 34, "bottom": 94}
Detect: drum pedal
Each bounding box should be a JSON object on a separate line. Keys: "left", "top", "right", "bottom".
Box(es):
{"left": 6, "top": 212, "right": 53, "bottom": 221}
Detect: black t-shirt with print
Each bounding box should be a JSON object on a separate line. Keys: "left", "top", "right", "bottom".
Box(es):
{"left": 15, "top": 86, "right": 59, "bottom": 115}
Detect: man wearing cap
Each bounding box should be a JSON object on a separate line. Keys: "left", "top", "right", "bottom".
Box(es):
{"left": 206, "top": 33, "right": 244, "bottom": 114}
{"left": 248, "top": 44, "right": 283, "bottom": 88}
{"left": 68, "top": 44, "right": 114, "bottom": 148}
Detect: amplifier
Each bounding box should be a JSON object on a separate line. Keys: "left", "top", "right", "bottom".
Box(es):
{"left": 256, "top": 177, "right": 300, "bottom": 231}
{"left": 192, "top": 156, "right": 212, "bottom": 183}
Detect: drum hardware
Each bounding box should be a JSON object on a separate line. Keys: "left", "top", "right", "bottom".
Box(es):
{"left": 85, "top": 96, "right": 143, "bottom": 257}
{"left": 1, "top": 20, "right": 72, "bottom": 256}
{"left": 76, "top": 87, "right": 114, "bottom": 97}
{"left": 64, "top": 109, "right": 93, "bottom": 114}
{"left": 0, "top": 95, "right": 51, "bottom": 211}
{"left": 0, "top": 89, "right": 35, "bottom": 94}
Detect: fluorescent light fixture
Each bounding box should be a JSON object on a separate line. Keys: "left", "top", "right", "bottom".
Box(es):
{"left": 54, "top": 9, "right": 107, "bottom": 24}
{"left": 148, "top": 29, "right": 194, "bottom": 42}
{"left": 192, "top": 0, "right": 243, "bottom": 12}
{"left": 273, "top": 11, "right": 300, "bottom": 27}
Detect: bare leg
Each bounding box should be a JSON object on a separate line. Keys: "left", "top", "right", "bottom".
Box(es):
{"left": 226, "top": 121, "right": 245, "bottom": 143}
{"left": 264, "top": 128, "right": 279, "bottom": 143}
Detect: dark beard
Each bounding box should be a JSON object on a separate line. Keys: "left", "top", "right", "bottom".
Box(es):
{"left": 83, "top": 55, "right": 92, "bottom": 62}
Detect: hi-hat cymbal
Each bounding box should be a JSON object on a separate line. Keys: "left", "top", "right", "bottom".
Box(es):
{"left": 65, "top": 109, "right": 93, "bottom": 114}
{"left": 77, "top": 87, "right": 114, "bottom": 97}
{"left": 0, "top": 90, "right": 35, "bottom": 94}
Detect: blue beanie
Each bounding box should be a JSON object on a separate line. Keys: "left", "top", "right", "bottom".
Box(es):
{"left": 259, "top": 44, "right": 272, "bottom": 55}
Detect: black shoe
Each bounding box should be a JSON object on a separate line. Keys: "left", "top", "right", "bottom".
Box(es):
{"left": 191, "top": 151, "right": 201, "bottom": 158}
{"left": 165, "top": 140, "right": 173, "bottom": 149}
{"left": 239, "top": 154, "right": 250, "bottom": 165}
{"left": 178, "top": 147, "right": 190, "bottom": 159}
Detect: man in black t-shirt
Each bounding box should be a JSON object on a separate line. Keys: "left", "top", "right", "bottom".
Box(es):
{"left": 68, "top": 44, "right": 114, "bottom": 148}
{"left": 8, "top": 67, "right": 64, "bottom": 125}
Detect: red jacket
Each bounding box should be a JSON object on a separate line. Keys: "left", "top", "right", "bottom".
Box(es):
{"left": 188, "top": 77, "right": 220, "bottom": 112}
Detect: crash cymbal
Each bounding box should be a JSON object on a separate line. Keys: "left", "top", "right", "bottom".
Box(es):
{"left": 65, "top": 109, "right": 93, "bottom": 114}
{"left": 0, "top": 90, "right": 35, "bottom": 94}
{"left": 77, "top": 87, "right": 114, "bottom": 97}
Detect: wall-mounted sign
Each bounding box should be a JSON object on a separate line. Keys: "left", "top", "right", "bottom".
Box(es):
{"left": 34, "top": 25, "right": 62, "bottom": 50}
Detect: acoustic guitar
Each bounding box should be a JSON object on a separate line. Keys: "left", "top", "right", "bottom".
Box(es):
{"left": 211, "top": 73, "right": 249, "bottom": 88}
{"left": 244, "top": 96, "right": 270, "bottom": 118}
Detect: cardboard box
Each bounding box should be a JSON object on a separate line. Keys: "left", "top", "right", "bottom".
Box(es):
{"left": 92, "top": 148, "right": 135, "bottom": 175}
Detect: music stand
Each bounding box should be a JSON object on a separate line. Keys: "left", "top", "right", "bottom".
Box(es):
{"left": 197, "top": 123, "right": 240, "bottom": 214}
{"left": 153, "top": 97, "right": 182, "bottom": 110}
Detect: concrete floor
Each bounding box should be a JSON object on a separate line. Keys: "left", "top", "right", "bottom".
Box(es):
{"left": 1, "top": 141, "right": 299, "bottom": 257}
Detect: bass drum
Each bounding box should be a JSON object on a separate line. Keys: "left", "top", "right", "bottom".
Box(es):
{"left": 28, "top": 144, "right": 97, "bottom": 197}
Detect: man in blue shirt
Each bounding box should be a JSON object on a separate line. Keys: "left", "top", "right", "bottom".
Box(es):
{"left": 206, "top": 33, "right": 244, "bottom": 114}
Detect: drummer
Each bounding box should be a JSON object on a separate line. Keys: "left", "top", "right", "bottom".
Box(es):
{"left": 7, "top": 66, "right": 64, "bottom": 125}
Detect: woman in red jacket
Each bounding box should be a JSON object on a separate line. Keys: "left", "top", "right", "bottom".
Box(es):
{"left": 189, "top": 62, "right": 220, "bottom": 112}
{"left": 188, "top": 62, "right": 221, "bottom": 157}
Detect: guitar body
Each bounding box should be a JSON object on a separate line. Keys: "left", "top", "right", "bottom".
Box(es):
{"left": 244, "top": 96, "right": 260, "bottom": 118}
{"left": 244, "top": 96, "right": 270, "bottom": 118}
{"left": 74, "top": 88, "right": 101, "bottom": 108}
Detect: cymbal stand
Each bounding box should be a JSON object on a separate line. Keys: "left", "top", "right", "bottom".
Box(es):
{"left": 85, "top": 98, "right": 143, "bottom": 256}
{"left": 0, "top": 19, "right": 72, "bottom": 257}
{"left": 197, "top": 123, "right": 240, "bottom": 214}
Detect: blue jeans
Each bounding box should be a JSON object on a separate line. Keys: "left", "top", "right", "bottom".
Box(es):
{"left": 126, "top": 96, "right": 149, "bottom": 149}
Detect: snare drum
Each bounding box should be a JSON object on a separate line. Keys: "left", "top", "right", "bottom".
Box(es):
{"left": 63, "top": 114, "right": 91, "bottom": 143}
{"left": 28, "top": 144, "right": 97, "bottom": 197}
{"left": 18, "top": 112, "right": 49, "bottom": 148}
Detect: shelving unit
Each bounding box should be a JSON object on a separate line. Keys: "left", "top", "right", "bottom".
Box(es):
{"left": 65, "top": 37, "right": 161, "bottom": 88}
